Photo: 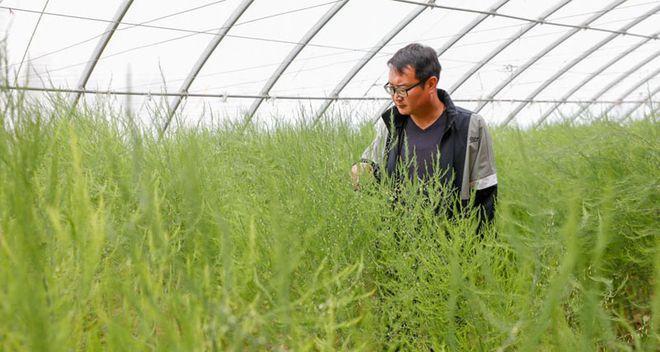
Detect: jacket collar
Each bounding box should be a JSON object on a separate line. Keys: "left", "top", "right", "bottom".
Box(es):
{"left": 381, "top": 88, "right": 457, "bottom": 130}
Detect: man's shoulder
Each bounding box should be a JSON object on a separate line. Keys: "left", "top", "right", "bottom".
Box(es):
{"left": 451, "top": 105, "right": 474, "bottom": 131}
{"left": 454, "top": 105, "right": 474, "bottom": 117}
{"left": 453, "top": 106, "right": 490, "bottom": 131}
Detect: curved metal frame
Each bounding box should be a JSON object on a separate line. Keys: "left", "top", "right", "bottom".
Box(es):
{"left": 473, "top": 0, "right": 625, "bottom": 114}
{"left": 448, "top": 0, "right": 572, "bottom": 95}
{"left": 436, "top": 0, "right": 512, "bottom": 59}
{"left": 501, "top": 3, "right": 660, "bottom": 126}
{"left": 313, "top": 0, "right": 434, "bottom": 121}
{"left": 567, "top": 48, "right": 660, "bottom": 122}
{"left": 374, "top": 0, "right": 512, "bottom": 119}
{"left": 393, "top": 0, "right": 657, "bottom": 40}
{"left": 618, "top": 84, "right": 660, "bottom": 122}
{"left": 534, "top": 29, "right": 660, "bottom": 127}
{"left": 163, "top": 0, "right": 255, "bottom": 133}
{"left": 596, "top": 65, "right": 660, "bottom": 120}
{"left": 72, "top": 0, "right": 134, "bottom": 106}
{"left": 16, "top": 0, "right": 50, "bottom": 80}
{"left": 245, "top": 0, "right": 349, "bottom": 122}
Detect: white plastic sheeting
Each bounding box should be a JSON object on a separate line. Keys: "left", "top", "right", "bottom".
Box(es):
{"left": 2, "top": 0, "right": 658, "bottom": 129}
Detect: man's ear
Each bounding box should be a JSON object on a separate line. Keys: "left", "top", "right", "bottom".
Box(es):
{"left": 426, "top": 76, "right": 438, "bottom": 91}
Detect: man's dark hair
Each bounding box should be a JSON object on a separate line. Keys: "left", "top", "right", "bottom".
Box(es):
{"left": 387, "top": 43, "right": 441, "bottom": 83}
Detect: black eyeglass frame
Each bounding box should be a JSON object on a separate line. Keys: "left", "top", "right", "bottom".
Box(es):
{"left": 383, "top": 80, "right": 424, "bottom": 97}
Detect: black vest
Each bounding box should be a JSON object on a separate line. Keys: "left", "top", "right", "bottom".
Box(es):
{"left": 381, "top": 89, "right": 471, "bottom": 194}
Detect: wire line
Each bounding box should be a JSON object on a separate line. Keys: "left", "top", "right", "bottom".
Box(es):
{"left": 5, "top": 85, "right": 656, "bottom": 105}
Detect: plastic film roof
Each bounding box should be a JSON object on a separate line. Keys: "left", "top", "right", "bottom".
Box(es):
{"left": 2, "top": 0, "right": 659, "bottom": 129}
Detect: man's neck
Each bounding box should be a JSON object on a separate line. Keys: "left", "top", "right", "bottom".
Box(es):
{"left": 410, "top": 98, "right": 445, "bottom": 130}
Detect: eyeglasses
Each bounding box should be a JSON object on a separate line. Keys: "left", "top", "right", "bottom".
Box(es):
{"left": 383, "top": 81, "right": 423, "bottom": 98}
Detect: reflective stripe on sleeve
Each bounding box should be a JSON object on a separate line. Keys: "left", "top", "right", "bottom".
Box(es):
{"left": 472, "top": 173, "right": 498, "bottom": 190}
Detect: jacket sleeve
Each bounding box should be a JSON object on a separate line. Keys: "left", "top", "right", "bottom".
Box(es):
{"left": 358, "top": 118, "right": 389, "bottom": 180}
{"left": 466, "top": 114, "right": 498, "bottom": 223}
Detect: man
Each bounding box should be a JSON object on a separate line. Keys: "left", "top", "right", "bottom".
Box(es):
{"left": 351, "top": 43, "right": 497, "bottom": 225}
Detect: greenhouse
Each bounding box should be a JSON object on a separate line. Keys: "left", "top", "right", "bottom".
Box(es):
{"left": 0, "top": 0, "right": 658, "bottom": 350}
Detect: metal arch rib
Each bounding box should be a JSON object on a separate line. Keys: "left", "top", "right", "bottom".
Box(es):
{"left": 567, "top": 48, "right": 660, "bottom": 122}
{"left": 618, "top": 84, "right": 660, "bottom": 122}
{"left": 313, "top": 0, "right": 435, "bottom": 122}
{"left": 163, "top": 0, "right": 254, "bottom": 134}
{"left": 72, "top": 0, "right": 133, "bottom": 106}
{"left": 501, "top": 3, "right": 660, "bottom": 127}
{"left": 473, "top": 0, "right": 625, "bottom": 115}
{"left": 245, "top": 0, "right": 349, "bottom": 123}
{"left": 393, "top": 0, "right": 656, "bottom": 40}
{"left": 373, "top": 0, "right": 512, "bottom": 120}
{"left": 435, "top": 0, "right": 512, "bottom": 58}
{"left": 534, "top": 29, "right": 660, "bottom": 127}
{"left": 16, "top": 0, "right": 50, "bottom": 80}
{"left": 447, "top": 0, "right": 572, "bottom": 95}
{"left": 596, "top": 66, "right": 660, "bottom": 120}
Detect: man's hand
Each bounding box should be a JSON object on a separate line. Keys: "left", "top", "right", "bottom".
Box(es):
{"left": 350, "top": 162, "right": 374, "bottom": 190}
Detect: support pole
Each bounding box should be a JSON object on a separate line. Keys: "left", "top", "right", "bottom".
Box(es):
{"left": 373, "top": 0, "right": 512, "bottom": 120}
{"left": 314, "top": 0, "right": 434, "bottom": 122}
{"left": 447, "top": 0, "right": 572, "bottom": 95}
{"left": 501, "top": 3, "right": 660, "bottom": 126}
{"left": 596, "top": 66, "right": 660, "bottom": 120}
{"left": 567, "top": 48, "right": 660, "bottom": 123}
{"left": 473, "top": 0, "right": 625, "bottom": 114}
{"left": 72, "top": 0, "right": 134, "bottom": 107}
{"left": 163, "top": 0, "right": 255, "bottom": 134}
{"left": 618, "top": 85, "right": 660, "bottom": 122}
{"left": 245, "top": 0, "right": 348, "bottom": 123}
{"left": 534, "top": 29, "right": 660, "bottom": 127}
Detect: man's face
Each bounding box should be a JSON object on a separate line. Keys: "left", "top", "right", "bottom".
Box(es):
{"left": 387, "top": 65, "right": 431, "bottom": 116}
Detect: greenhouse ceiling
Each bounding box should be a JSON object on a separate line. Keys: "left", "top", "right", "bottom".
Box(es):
{"left": 1, "top": 0, "right": 659, "bottom": 129}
